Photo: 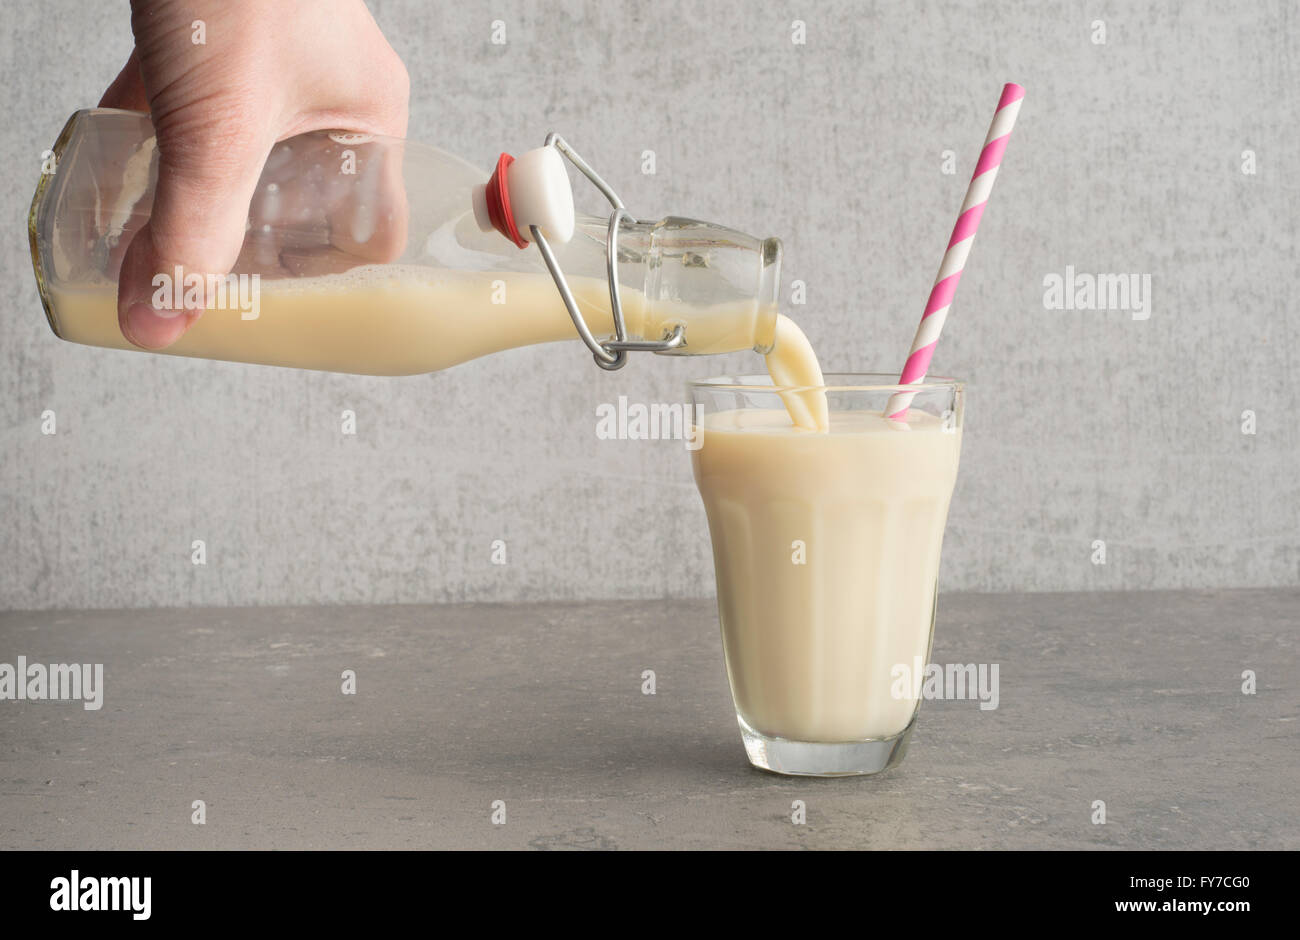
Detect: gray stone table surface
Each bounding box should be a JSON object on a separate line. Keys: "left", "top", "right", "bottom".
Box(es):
{"left": 1, "top": 590, "right": 1296, "bottom": 850}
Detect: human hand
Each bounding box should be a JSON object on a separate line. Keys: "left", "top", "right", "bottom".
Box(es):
{"left": 100, "top": 0, "right": 409, "bottom": 348}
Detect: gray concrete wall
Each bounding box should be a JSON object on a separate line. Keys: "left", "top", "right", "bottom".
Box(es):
{"left": 2, "top": 0, "right": 1296, "bottom": 608}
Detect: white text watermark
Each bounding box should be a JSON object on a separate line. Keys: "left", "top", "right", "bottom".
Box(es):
{"left": 1043, "top": 266, "right": 1151, "bottom": 320}
{"left": 595, "top": 396, "right": 703, "bottom": 450}
{"left": 0, "top": 657, "right": 103, "bottom": 710}
{"left": 152, "top": 266, "right": 260, "bottom": 320}
{"left": 890, "top": 658, "right": 999, "bottom": 711}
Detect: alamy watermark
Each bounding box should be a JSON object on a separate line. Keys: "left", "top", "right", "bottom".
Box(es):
{"left": 890, "top": 658, "right": 999, "bottom": 710}
{"left": 0, "top": 657, "right": 103, "bottom": 710}
{"left": 152, "top": 265, "right": 260, "bottom": 320}
{"left": 595, "top": 396, "right": 703, "bottom": 450}
{"left": 50, "top": 870, "right": 150, "bottom": 920}
{"left": 1043, "top": 265, "right": 1151, "bottom": 320}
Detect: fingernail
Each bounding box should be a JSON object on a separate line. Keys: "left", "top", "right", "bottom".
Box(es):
{"left": 121, "top": 300, "right": 188, "bottom": 349}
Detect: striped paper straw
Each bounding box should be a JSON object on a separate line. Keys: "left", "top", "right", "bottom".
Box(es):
{"left": 886, "top": 82, "right": 1024, "bottom": 420}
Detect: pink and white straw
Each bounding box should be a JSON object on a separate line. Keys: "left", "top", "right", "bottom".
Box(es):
{"left": 886, "top": 82, "right": 1024, "bottom": 420}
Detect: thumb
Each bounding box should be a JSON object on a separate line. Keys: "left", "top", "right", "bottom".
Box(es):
{"left": 118, "top": 129, "right": 270, "bottom": 349}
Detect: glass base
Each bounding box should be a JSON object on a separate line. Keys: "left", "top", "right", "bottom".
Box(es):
{"left": 737, "top": 712, "right": 917, "bottom": 777}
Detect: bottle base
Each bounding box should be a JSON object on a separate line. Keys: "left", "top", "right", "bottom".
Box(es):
{"left": 737, "top": 712, "right": 917, "bottom": 777}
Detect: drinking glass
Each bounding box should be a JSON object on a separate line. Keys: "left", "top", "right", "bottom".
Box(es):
{"left": 689, "top": 374, "right": 964, "bottom": 776}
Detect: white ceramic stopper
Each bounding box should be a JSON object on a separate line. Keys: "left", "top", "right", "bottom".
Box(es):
{"left": 508, "top": 147, "right": 576, "bottom": 243}
{"left": 471, "top": 146, "right": 575, "bottom": 245}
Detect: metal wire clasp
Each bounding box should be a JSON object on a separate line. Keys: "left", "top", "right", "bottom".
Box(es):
{"left": 529, "top": 133, "right": 685, "bottom": 371}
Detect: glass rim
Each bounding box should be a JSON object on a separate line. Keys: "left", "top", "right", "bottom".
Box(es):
{"left": 688, "top": 372, "right": 964, "bottom": 394}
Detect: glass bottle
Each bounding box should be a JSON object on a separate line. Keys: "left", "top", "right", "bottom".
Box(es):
{"left": 28, "top": 109, "right": 780, "bottom": 376}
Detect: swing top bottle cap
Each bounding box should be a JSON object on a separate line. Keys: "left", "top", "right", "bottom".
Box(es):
{"left": 472, "top": 146, "right": 575, "bottom": 248}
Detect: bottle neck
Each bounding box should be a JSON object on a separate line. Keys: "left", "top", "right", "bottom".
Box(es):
{"left": 554, "top": 215, "right": 780, "bottom": 356}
